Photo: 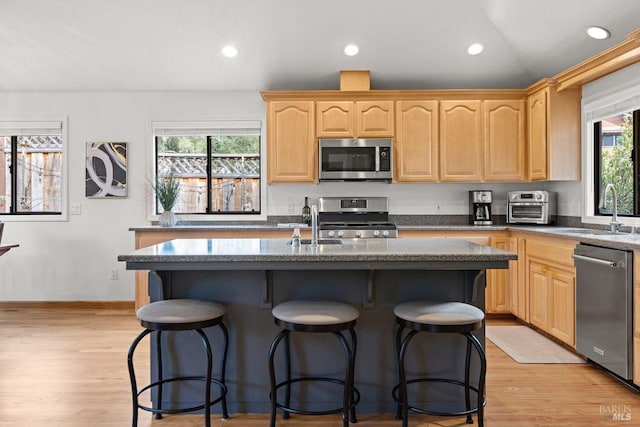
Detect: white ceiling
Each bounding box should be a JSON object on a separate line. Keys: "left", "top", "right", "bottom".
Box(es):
{"left": 1, "top": 0, "right": 640, "bottom": 92}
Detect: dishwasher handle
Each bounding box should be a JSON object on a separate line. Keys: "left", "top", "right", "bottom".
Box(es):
{"left": 573, "top": 253, "right": 623, "bottom": 269}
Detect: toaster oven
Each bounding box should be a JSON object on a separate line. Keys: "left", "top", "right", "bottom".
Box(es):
{"left": 507, "top": 191, "right": 556, "bottom": 224}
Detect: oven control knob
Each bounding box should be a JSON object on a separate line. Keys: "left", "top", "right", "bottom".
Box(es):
{"left": 511, "top": 193, "right": 518, "bottom": 201}
{"left": 373, "top": 230, "right": 380, "bottom": 237}
{"left": 535, "top": 193, "right": 542, "bottom": 200}
{"left": 382, "top": 230, "right": 390, "bottom": 237}
{"left": 327, "top": 231, "right": 335, "bottom": 238}
{"left": 337, "top": 231, "right": 344, "bottom": 238}
{"left": 355, "top": 230, "right": 362, "bottom": 238}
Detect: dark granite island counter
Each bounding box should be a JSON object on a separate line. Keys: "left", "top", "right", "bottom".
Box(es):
{"left": 118, "top": 237, "right": 515, "bottom": 415}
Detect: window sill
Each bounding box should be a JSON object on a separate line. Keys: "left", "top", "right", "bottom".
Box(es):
{"left": 148, "top": 213, "right": 268, "bottom": 223}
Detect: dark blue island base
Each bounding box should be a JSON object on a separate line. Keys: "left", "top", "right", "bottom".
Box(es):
{"left": 118, "top": 238, "right": 515, "bottom": 415}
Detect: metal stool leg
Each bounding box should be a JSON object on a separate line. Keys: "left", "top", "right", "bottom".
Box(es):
{"left": 348, "top": 327, "right": 358, "bottom": 424}
{"left": 268, "top": 330, "right": 288, "bottom": 427}
{"left": 468, "top": 332, "right": 486, "bottom": 427}
{"left": 218, "top": 322, "right": 230, "bottom": 419}
{"left": 398, "top": 329, "right": 418, "bottom": 427}
{"left": 127, "top": 328, "right": 152, "bottom": 427}
{"left": 394, "top": 325, "right": 405, "bottom": 421}
{"left": 333, "top": 331, "right": 352, "bottom": 427}
{"left": 283, "top": 331, "right": 291, "bottom": 419}
{"left": 155, "top": 330, "right": 163, "bottom": 420}
{"left": 464, "top": 334, "right": 473, "bottom": 424}
{"left": 195, "top": 329, "right": 213, "bottom": 427}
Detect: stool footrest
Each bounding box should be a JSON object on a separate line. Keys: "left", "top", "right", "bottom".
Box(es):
{"left": 392, "top": 378, "right": 486, "bottom": 417}
{"left": 272, "top": 376, "right": 360, "bottom": 416}
{"left": 137, "top": 376, "right": 228, "bottom": 416}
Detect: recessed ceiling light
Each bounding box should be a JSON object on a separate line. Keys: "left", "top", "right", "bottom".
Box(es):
{"left": 221, "top": 45, "right": 238, "bottom": 58}
{"left": 344, "top": 44, "right": 359, "bottom": 56}
{"left": 467, "top": 43, "right": 484, "bottom": 55}
{"left": 587, "top": 26, "right": 611, "bottom": 40}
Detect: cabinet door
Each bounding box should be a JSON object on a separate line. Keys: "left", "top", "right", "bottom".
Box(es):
{"left": 439, "top": 100, "right": 483, "bottom": 181}
{"left": 316, "top": 101, "right": 354, "bottom": 138}
{"left": 355, "top": 100, "right": 394, "bottom": 137}
{"left": 529, "top": 259, "right": 550, "bottom": 331}
{"left": 394, "top": 100, "right": 439, "bottom": 182}
{"left": 527, "top": 89, "right": 548, "bottom": 181}
{"left": 487, "top": 237, "right": 510, "bottom": 313}
{"left": 510, "top": 237, "right": 528, "bottom": 321}
{"left": 484, "top": 100, "right": 526, "bottom": 181}
{"left": 549, "top": 267, "right": 575, "bottom": 346}
{"left": 267, "top": 101, "right": 316, "bottom": 183}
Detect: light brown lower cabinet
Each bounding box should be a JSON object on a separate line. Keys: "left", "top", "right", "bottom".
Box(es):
{"left": 486, "top": 237, "right": 510, "bottom": 313}
{"left": 524, "top": 237, "right": 576, "bottom": 347}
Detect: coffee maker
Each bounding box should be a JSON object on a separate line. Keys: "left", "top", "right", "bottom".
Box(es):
{"left": 469, "top": 190, "right": 493, "bottom": 225}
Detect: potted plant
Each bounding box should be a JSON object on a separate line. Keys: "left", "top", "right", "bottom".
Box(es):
{"left": 153, "top": 174, "right": 181, "bottom": 227}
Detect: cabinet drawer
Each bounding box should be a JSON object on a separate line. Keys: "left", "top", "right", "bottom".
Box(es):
{"left": 526, "top": 238, "right": 576, "bottom": 267}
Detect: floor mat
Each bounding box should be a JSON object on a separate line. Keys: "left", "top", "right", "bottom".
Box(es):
{"left": 486, "top": 325, "right": 585, "bottom": 364}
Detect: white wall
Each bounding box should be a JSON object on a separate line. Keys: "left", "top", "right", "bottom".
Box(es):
{"left": 0, "top": 90, "right": 580, "bottom": 301}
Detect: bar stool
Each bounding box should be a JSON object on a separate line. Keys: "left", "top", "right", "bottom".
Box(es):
{"left": 127, "top": 299, "right": 229, "bottom": 427}
{"left": 392, "top": 301, "right": 486, "bottom": 427}
{"left": 268, "top": 300, "right": 360, "bottom": 427}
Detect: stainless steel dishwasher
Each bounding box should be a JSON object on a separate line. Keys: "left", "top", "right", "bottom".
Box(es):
{"left": 574, "top": 244, "right": 633, "bottom": 380}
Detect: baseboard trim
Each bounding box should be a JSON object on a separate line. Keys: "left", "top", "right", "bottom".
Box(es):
{"left": 0, "top": 301, "right": 135, "bottom": 310}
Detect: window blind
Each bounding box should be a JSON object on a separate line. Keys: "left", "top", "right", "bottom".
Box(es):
{"left": 0, "top": 121, "right": 63, "bottom": 136}
{"left": 152, "top": 120, "right": 261, "bottom": 137}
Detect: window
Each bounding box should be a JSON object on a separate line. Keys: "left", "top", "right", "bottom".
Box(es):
{"left": 594, "top": 110, "right": 639, "bottom": 217}
{"left": 0, "top": 121, "right": 64, "bottom": 215}
{"left": 153, "top": 121, "right": 262, "bottom": 216}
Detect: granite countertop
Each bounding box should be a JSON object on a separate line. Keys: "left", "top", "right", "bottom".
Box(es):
{"left": 118, "top": 237, "right": 516, "bottom": 266}
{"left": 128, "top": 224, "right": 640, "bottom": 251}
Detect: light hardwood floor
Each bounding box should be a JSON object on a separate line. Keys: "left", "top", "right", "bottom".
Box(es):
{"left": 1, "top": 304, "right": 639, "bottom": 426}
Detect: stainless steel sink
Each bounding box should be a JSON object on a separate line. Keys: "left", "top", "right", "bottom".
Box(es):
{"left": 286, "top": 239, "right": 343, "bottom": 245}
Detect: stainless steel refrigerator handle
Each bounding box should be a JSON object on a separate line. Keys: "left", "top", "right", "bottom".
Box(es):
{"left": 572, "top": 254, "right": 621, "bottom": 268}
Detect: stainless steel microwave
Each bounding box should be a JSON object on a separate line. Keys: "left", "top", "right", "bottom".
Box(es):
{"left": 507, "top": 190, "right": 557, "bottom": 224}
{"left": 318, "top": 138, "right": 392, "bottom": 181}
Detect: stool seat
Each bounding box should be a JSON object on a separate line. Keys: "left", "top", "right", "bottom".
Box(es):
{"left": 394, "top": 301, "right": 484, "bottom": 326}
{"left": 269, "top": 299, "right": 360, "bottom": 427}
{"left": 273, "top": 300, "right": 359, "bottom": 329}
{"left": 136, "top": 299, "right": 225, "bottom": 331}
{"left": 128, "top": 299, "right": 229, "bottom": 427}
{"left": 393, "top": 300, "right": 486, "bottom": 427}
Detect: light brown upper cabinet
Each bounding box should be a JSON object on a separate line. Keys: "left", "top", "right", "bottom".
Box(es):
{"left": 316, "top": 100, "right": 394, "bottom": 138}
{"left": 316, "top": 101, "right": 354, "bottom": 138}
{"left": 483, "top": 100, "right": 526, "bottom": 182}
{"left": 267, "top": 100, "right": 316, "bottom": 183}
{"left": 526, "top": 81, "right": 581, "bottom": 181}
{"left": 439, "top": 100, "right": 483, "bottom": 182}
{"left": 394, "top": 100, "right": 439, "bottom": 182}
{"left": 355, "top": 100, "right": 394, "bottom": 137}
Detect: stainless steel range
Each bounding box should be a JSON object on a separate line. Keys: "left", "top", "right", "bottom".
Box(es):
{"left": 317, "top": 197, "right": 397, "bottom": 239}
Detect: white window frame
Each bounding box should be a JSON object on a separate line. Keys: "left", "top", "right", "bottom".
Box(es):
{"left": 582, "top": 63, "right": 640, "bottom": 227}
{"left": 149, "top": 120, "right": 267, "bottom": 222}
{"left": 0, "top": 117, "right": 68, "bottom": 222}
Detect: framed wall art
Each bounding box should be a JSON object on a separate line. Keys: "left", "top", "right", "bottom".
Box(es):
{"left": 85, "top": 142, "right": 127, "bottom": 198}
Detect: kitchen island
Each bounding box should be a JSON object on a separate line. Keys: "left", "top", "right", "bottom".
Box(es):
{"left": 118, "top": 237, "right": 515, "bottom": 414}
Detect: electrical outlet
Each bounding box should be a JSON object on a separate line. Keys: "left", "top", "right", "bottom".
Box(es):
{"left": 70, "top": 203, "right": 82, "bottom": 215}
{"left": 436, "top": 204, "right": 441, "bottom": 213}
{"left": 110, "top": 268, "right": 118, "bottom": 280}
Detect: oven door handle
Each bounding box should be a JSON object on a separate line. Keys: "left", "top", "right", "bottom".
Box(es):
{"left": 572, "top": 254, "right": 622, "bottom": 269}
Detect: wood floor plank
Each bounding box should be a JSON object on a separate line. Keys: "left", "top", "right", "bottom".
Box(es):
{"left": 1, "top": 306, "right": 639, "bottom": 426}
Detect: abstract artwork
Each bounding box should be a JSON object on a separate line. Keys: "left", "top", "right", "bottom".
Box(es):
{"left": 85, "top": 142, "right": 127, "bottom": 198}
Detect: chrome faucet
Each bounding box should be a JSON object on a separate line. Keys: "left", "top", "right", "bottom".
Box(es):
{"left": 599, "top": 183, "right": 622, "bottom": 232}
{"left": 310, "top": 204, "right": 318, "bottom": 246}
